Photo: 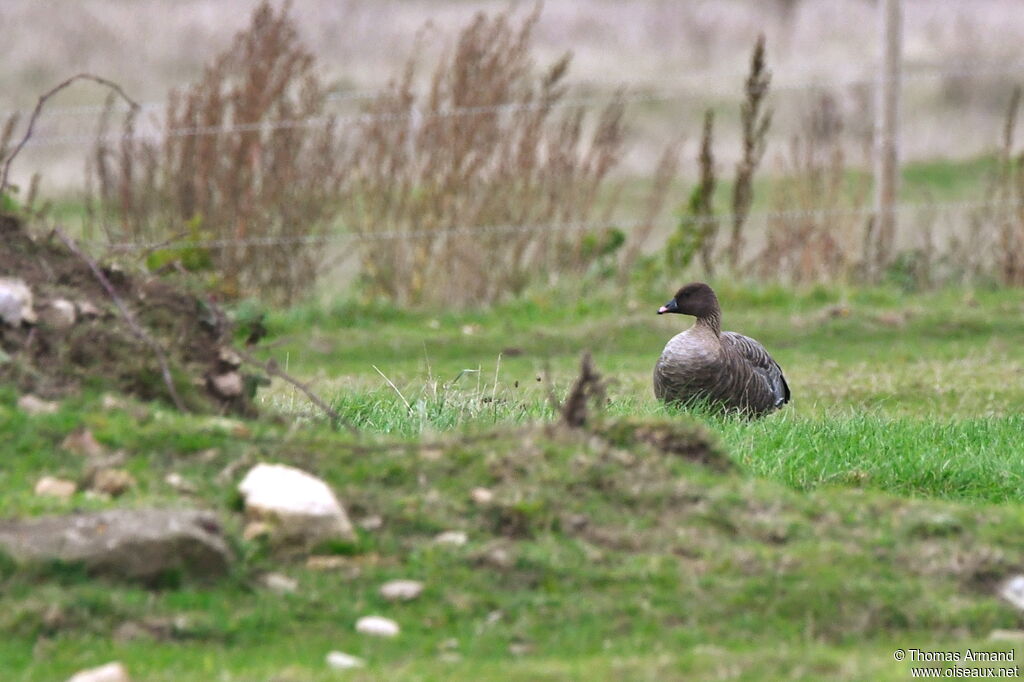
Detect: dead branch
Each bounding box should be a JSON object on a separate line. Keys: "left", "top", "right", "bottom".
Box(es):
{"left": 1, "top": 73, "right": 139, "bottom": 193}
{"left": 54, "top": 228, "right": 188, "bottom": 412}
{"left": 233, "top": 346, "right": 359, "bottom": 434}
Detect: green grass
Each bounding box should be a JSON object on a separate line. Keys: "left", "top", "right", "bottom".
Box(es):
{"left": 4, "top": 282, "right": 1024, "bottom": 680}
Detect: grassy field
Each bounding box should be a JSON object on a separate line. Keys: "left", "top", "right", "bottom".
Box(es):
{"left": 4, "top": 282, "right": 1024, "bottom": 680}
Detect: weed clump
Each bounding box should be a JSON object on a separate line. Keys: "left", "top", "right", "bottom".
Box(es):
{"left": 89, "top": 2, "right": 344, "bottom": 303}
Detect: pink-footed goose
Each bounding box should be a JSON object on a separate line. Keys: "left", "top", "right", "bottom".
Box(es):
{"left": 653, "top": 282, "right": 790, "bottom": 417}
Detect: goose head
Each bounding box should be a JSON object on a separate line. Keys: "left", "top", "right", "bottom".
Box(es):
{"left": 657, "top": 282, "right": 719, "bottom": 318}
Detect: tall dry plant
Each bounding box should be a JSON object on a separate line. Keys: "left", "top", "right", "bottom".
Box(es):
{"left": 344, "top": 6, "right": 639, "bottom": 307}
{"left": 89, "top": 2, "right": 345, "bottom": 303}
{"left": 756, "top": 92, "right": 869, "bottom": 283}
{"left": 666, "top": 110, "right": 717, "bottom": 274}
{"left": 727, "top": 34, "right": 772, "bottom": 270}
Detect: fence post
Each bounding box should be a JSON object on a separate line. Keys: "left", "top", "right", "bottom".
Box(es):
{"left": 872, "top": 0, "right": 902, "bottom": 281}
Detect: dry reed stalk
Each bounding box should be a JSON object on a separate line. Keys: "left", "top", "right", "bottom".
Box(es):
{"left": 666, "top": 110, "right": 717, "bottom": 274}
{"left": 727, "top": 35, "right": 772, "bottom": 271}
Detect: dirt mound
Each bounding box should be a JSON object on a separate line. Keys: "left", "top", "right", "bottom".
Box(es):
{"left": 0, "top": 214, "right": 257, "bottom": 415}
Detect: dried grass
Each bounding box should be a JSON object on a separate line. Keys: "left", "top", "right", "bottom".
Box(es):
{"left": 344, "top": 5, "right": 646, "bottom": 307}
{"left": 88, "top": 2, "right": 345, "bottom": 303}
{"left": 756, "top": 91, "right": 870, "bottom": 283}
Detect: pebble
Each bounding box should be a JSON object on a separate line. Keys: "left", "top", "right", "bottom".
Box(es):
{"left": 1000, "top": 575, "right": 1024, "bottom": 610}
{"left": 61, "top": 429, "right": 105, "bottom": 458}
{"left": 355, "top": 615, "right": 400, "bottom": 638}
{"left": 470, "top": 487, "right": 494, "bottom": 505}
{"left": 325, "top": 651, "right": 365, "bottom": 670}
{"left": 90, "top": 469, "right": 136, "bottom": 497}
{"left": 18, "top": 394, "right": 59, "bottom": 415}
{"left": 434, "top": 530, "right": 468, "bottom": 547}
{"left": 379, "top": 579, "right": 424, "bottom": 602}
{"left": 34, "top": 476, "right": 77, "bottom": 499}
{"left": 66, "top": 661, "right": 131, "bottom": 682}
{"left": 261, "top": 572, "right": 298, "bottom": 594}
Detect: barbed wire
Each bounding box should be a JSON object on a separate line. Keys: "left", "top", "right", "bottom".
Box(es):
{"left": 87, "top": 198, "right": 1014, "bottom": 254}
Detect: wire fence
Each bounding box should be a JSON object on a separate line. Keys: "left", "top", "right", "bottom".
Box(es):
{"left": 6, "top": 60, "right": 1024, "bottom": 151}
{"left": 82, "top": 198, "right": 1010, "bottom": 255}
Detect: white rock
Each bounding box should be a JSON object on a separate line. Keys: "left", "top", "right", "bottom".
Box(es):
{"left": 18, "top": 394, "right": 59, "bottom": 415}
{"left": 356, "top": 615, "right": 400, "bottom": 637}
{"left": 989, "top": 629, "right": 1024, "bottom": 642}
{"left": 434, "top": 530, "right": 468, "bottom": 547}
{"left": 164, "top": 472, "right": 196, "bottom": 494}
{"left": 358, "top": 515, "right": 383, "bottom": 531}
{"left": 0, "top": 277, "right": 36, "bottom": 326}
{"left": 470, "top": 487, "right": 494, "bottom": 505}
{"left": 42, "top": 299, "right": 77, "bottom": 330}
{"left": 325, "top": 651, "right": 365, "bottom": 670}
{"left": 379, "top": 579, "right": 424, "bottom": 601}
{"left": 1000, "top": 575, "right": 1024, "bottom": 610}
{"left": 66, "top": 661, "right": 131, "bottom": 682}
{"left": 34, "top": 476, "right": 77, "bottom": 499}
{"left": 210, "top": 372, "right": 243, "bottom": 398}
{"left": 261, "top": 572, "right": 298, "bottom": 594}
{"left": 77, "top": 300, "right": 102, "bottom": 318}
{"left": 238, "top": 463, "right": 355, "bottom": 547}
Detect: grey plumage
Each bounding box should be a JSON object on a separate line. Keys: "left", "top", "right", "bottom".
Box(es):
{"left": 653, "top": 283, "right": 789, "bottom": 417}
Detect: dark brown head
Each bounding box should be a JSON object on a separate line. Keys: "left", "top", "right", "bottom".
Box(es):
{"left": 657, "top": 282, "right": 719, "bottom": 319}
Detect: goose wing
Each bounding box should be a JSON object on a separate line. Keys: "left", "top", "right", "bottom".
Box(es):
{"left": 721, "top": 331, "right": 790, "bottom": 407}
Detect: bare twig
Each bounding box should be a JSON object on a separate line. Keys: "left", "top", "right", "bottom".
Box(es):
{"left": 54, "top": 228, "right": 187, "bottom": 412}
{"left": 1, "top": 73, "right": 138, "bottom": 193}
{"left": 234, "top": 346, "right": 358, "bottom": 434}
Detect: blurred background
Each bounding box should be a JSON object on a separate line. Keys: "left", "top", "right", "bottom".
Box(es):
{"left": 3, "top": 0, "right": 1023, "bottom": 303}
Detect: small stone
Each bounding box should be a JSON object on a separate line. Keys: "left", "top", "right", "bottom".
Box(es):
{"left": 261, "top": 572, "right": 298, "bottom": 594}
{"left": 90, "top": 469, "right": 136, "bottom": 497}
{"left": 217, "top": 347, "right": 242, "bottom": 369}
{"left": 508, "top": 641, "right": 533, "bottom": 656}
{"left": 41, "top": 299, "right": 77, "bottom": 330}
{"left": 355, "top": 615, "right": 400, "bottom": 638}
{"left": 358, "top": 515, "right": 384, "bottom": 531}
{"left": 242, "top": 521, "right": 272, "bottom": 541}
{"left": 303, "top": 557, "right": 352, "bottom": 569}
{"left": 419, "top": 446, "right": 444, "bottom": 461}
{"left": 164, "top": 473, "right": 196, "bottom": 494}
{"left": 434, "top": 530, "right": 468, "bottom": 547}
{"left": 101, "top": 394, "right": 127, "bottom": 411}
{"left": 77, "top": 300, "right": 102, "bottom": 318}
{"left": 989, "top": 629, "right": 1024, "bottom": 642}
{"left": 325, "top": 651, "right": 365, "bottom": 670}
{"left": 209, "top": 372, "right": 243, "bottom": 398}
{"left": 0, "top": 277, "right": 35, "bottom": 326}
{"left": 61, "top": 429, "right": 104, "bottom": 458}
{"left": 379, "top": 579, "right": 424, "bottom": 602}
{"left": 34, "top": 477, "right": 76, "bottom": 500}
{"left": 461, "top": 324, "right": 480, "bottom": 336}
{"left": 66, "top": 661, "right": 131, "bottom": 682}
{"left": 470, "top": 487, "right": 494, "bottom": 505}
{"left": 18, "top": 394, "right": 59, "bottom": 415}
{"left": 1001, "top": 575, "right": 1024, "bottom": 611}
{"left": 479, "top": 545, "right": 513, "bottom": 569}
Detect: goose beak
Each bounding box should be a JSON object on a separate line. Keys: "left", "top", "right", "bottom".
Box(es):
{"left": 658, "top": 300, "right": 678, "bottom": 315}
